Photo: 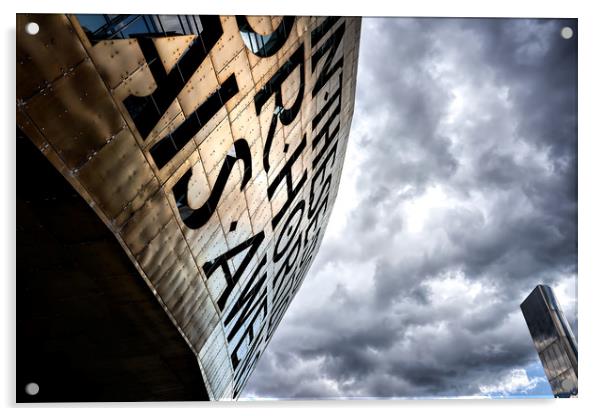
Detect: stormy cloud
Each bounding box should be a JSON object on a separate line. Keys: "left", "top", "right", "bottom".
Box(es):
{"left": 243, "top": 17, "right": 577, "bottom": 399}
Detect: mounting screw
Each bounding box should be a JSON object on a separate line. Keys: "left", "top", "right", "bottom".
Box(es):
{"left": 25, "top": 382, "right": 39, "bottom": 396}
{"left": 25, "top": 22, "right": 39, "bottom": 35}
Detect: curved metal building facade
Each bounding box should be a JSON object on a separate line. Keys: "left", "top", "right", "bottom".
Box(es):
{"left": 16, "top": 14, "right": 360, "bottom": 400}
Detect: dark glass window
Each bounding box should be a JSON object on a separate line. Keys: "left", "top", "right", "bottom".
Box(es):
{"left": 76, "top": 14, "right": 202, "bottom": 44}
{"left": 76, "top": 14, "right": 108, "bottom": 35}
{"left": 120, "top": 16, "right": 152, "bottom": 38}
{"left": 187, "top": 15, "right": 201, "bottom": 35}
{"left": 237, "top": 16, "right": 295, "bottom": 58}
{"left": 193, "top": 16, "right": 203, "bottom": 33}
{"left": 158, "top": 15, "right": 185, "bottom": 35}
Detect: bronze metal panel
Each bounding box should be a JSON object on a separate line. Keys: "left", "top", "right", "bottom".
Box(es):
{"left": 16, "top": 109, "right": 48, "bottom": 151}
{"left": 248, "top": 52, "right": 279, "bottom": 93}
{"left": 210, "top": 16, "right": 245, "bottom": 74}
{"left": 154, "top": 35, "right": 196, "bottom": 74}
{"left": 246, "top": 16, "right": 274, "bottom": 36}
{"left": 242, "top": 137, "right": 266, "bottom": 207}
{"left": 177, "top": 58, "right": 219, "bottom": 119}
{"left": 112, "top": 62, "right": 156, "bottom": 104}
{"left": 23, "top": 59, "right": 125, "bottom": 170}
{"left": 229, "top": 98, "right": 261, "bottom": 139}
{"left": 256, "top": 92, "right": 276, "bottom": 143}
{"left": 145, "top": 100, "right": 184, "bottom": 149}
{"left": 200, "top": 324, "right": 226, "bottom": 362}
{"left": 17, "top": 14, "right": 88, "bottom": 100}
{"left": 183, "top": 293, "right": 220, "bottom": 352}
{"left": 77, "top": 127, "right": 157, "bottom": 221}
{"left": 249, "top": 194, "right": 273, "bottom": 235}
{"left": 120, "top": 189, "right": 173, "bottom": 256}
{"left": 270, "top": 17, "right": 284, "bottom": 31}
{"left": 218, "top": 195, "right": 252, "bottom": 250}
{"left": 191, "top": 106, "right": 230, "bottom": 150}
{"left": 89, "top": 39, "right": 147, "bottom": 90}
{"left": 198, "top": 116, "right": 235, "bottom": 176}
{"left": 226, "top": 90, "right": 255, "bottom": 132}
{"left": 283, "top": 118, "right": 303, "bottom": 154}
{"left": 280, "top": 65, "right": 303, "bottom": 109}
{"left": 218, "top": 50, "right": 254, "bottom": 113}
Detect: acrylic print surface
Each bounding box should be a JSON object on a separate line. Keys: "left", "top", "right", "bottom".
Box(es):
{"left": 16, "top": 14, "right": 577, "bottom": 402}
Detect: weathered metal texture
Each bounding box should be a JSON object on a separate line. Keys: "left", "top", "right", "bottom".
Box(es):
{"left": 17, "top": 13, "right": 361, "bottom": 400}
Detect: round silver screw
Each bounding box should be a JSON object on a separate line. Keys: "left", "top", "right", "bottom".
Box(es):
{"left": 25, "top": 382, "right": 39, "bottom": 396}
{"left": 25, "top": 22, "right": 40, "bottom": 35}
{"left": 561, "top": 26, "right": 574, "bottom": 40}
